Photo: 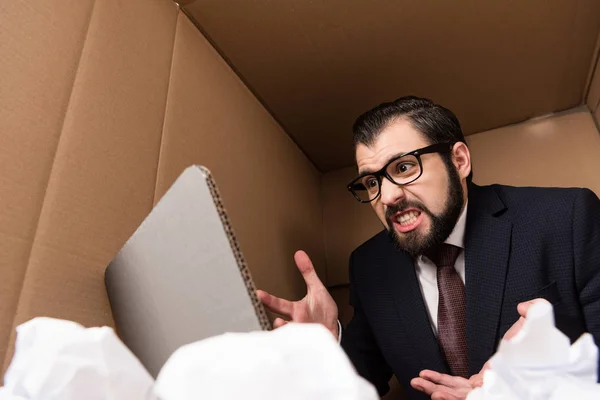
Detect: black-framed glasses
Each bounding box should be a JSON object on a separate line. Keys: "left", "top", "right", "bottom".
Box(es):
{"left": 347, "top": 142, "right": 454, "bottom": 203}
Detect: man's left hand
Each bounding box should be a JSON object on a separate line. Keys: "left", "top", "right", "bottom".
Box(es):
{"left": 411, "top": 298, "right": 548, "bottom": 399}
{"left": 410, "top": 369, "right": 481, "bottom": 399}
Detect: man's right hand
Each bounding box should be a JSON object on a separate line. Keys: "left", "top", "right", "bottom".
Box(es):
{"left": 256, "top": 250, "right": 340, "bottom": 338}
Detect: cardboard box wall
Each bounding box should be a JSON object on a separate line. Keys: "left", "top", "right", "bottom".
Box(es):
{"left": 181, "top": 0, "right": 600, "bottom": 172}
{"left": 587, "top": 48, "right": 600, "bottom": 125}
{"left": 2, "top": 0, "right": 600, "bottom": 387}
{"left": 0, "top": 0, "right": 325, "bottom": 373}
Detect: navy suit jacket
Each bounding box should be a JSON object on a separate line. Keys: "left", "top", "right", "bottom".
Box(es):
{"left": 341, "top": 184, "right": 600, "bottom": 399}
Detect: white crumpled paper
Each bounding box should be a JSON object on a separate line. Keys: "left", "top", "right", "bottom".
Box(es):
{"left": 468, "top": 301, "right": 600, "bottom": 400}
{"left": 153, "top": 322, "right": 378, "bottom": 400}
{"left": 0, "top": 317, "right": 155, "bottom": 400}
{"left": 1, "top": 318, "right": 377, "bottom": 400}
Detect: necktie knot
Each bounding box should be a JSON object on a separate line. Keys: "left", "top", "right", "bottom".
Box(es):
{"left": 426, "top": 244, "right": 461, "bottom": 269}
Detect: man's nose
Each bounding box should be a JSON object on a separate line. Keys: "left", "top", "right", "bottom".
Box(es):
{"left": 379, "top": 177, "right": 406, "bottom": 206}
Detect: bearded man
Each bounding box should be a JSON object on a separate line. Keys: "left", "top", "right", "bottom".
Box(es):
{"left": 257, "top": 96, "right": 600, "bottom": 400}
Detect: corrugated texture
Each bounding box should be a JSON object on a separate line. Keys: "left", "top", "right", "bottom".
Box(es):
{"left": 589, "top": 70, "right": 600, "bottom": 115}
{"left": 588, "top": 49, "right": 600, "bottom": 126}
{"left": 586, "top": 36, "right": 600, "bottom": 114}
{"left": 321, "top": 108, "right": 600, "bottom": 285}
{"left": 183, "top": 0, "right": 600, "bottom": 171}
{"left": 0, "top": 0, "right": 96, "bottom": 372}
{"left": 2, "top": 0, "right": 178, "bottom": 372}
{"left": 155, "top": 12, "right": 327, "bottom": 302}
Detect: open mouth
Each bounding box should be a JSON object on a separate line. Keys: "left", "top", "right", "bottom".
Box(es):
{"left": 392, "top": 208, "right": 423, "bottom": 233}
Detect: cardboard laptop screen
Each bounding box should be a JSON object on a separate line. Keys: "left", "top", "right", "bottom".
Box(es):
{"left": 105, "top": 166, "right": 271, "bottom": 377}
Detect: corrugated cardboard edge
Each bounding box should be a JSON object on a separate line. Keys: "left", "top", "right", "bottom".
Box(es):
{"left": 197, "top": 166, "right": 272, "bottom": 331}
{"left": 584, "top": 30, "right": 600, "bottom": 112}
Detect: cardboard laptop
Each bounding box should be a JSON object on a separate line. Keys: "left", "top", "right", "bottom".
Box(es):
{"left": 105, "top": 166, "right": 271, "bottom": 377}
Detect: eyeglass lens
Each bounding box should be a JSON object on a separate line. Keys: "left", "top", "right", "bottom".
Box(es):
{"left": 352, "top": 154, "right": 421, "bottom": 202}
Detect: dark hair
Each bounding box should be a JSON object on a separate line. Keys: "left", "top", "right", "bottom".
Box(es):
{"left": 353, "top": 96, "right": 472, "bottom": 184}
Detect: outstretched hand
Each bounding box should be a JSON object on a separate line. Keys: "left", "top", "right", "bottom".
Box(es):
{"left": 256, "top": 250, "right": 339, "bottom": 338}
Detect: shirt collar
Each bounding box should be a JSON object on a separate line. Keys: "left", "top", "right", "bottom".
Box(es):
{"left": 444, "top": 201, "right": 468, "bottom": 249}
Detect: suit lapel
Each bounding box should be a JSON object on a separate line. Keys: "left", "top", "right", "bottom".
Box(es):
{"left": 464, "top": 184, "right": 512, "bottom": 375}
{"left": 379, "top": 238, "right": 449, "bottom": 373}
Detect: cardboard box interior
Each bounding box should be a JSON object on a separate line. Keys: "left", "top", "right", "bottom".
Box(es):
{"left": 1, "top": 0, "right": 600, "bottom": 385}
{"left": 0, "top": 0, "right": 324, "bottom": 373}
{"left": 181, "top": 0, "right": 600, "bottom": 171}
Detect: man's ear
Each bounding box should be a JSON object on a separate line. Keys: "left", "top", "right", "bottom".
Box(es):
{"left": 452, "top": 142, "right": 471, "bottom": 180}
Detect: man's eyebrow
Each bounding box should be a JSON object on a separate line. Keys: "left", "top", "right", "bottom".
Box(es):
{"left": 358, "top": 151, "right": 407, "bottom": 176}
{"left": 357, "top": 167, "right": 377, "bottom": 176}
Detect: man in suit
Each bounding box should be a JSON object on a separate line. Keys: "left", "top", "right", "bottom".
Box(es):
{"left": 257, "top": 96, "right": 600, "bottom": 400}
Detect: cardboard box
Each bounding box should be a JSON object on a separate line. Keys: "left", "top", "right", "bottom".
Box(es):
{"left": 105, "top": 166, "right": 270, "bottom": 377}
{"left": 0, "top": 0, "right": 324, "bottom": 374}
{"left": 2, "top": 5, "right": 600, "bottom": 398}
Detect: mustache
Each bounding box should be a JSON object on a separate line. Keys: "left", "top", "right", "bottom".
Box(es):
{"left": 384, "top": 200, "right": 431, "bottom": 221}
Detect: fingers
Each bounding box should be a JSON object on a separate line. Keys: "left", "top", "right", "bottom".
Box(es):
{"left": 502, "top": 316, "right": 525, "bottom": 341}
{"left": 419, "top": 370, "right": 470, "bottom": 388}
{"left": 469, "top": 373, "right": 484, "bottom": 388}
{"left": 517, "top": 298, "right": 550, "bottom": 317}
{"left": 273, "top": 317, "right": 289, "bottom": 329}
{"left": 411, "top": 377, "right": 439, "bottom": 395}
{"left": 256, "top": 290, "right": 293, "bottom": 317}
{"left": 503, "top": 298, "right": 551, "bottom": 342}
{"left": 412, "top": 370, "right": 474, "bottom": 399}
{"left": 474, "top": 361, "right": 490, "bottom": 387}
{"left": 414, "top": 379, "right": 468, "bottom": 400}
{"left": 499, "top": 298, "right": 552, "bottom": 344}
{"left": 478, "top": 360, "right": 491, "bottom": 375}
{"left": 432, "top": 392, "right": 461, "bottom": 400}
{"left": 294, "top": 250, "right": 324, "bottom": 290}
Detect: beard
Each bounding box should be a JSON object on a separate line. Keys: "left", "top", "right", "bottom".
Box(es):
{"left": 385, "top": 164, "right": 464, "bottom": 258}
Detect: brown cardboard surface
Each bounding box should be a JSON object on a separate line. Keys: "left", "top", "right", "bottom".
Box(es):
{"left": 564, "top": 1, "right": 600, "bottom": 106}
{"left": 322, "top": 108, "right": 600, "bottom": 285}
{"left": 2, "top": 0, "right": 178, "bottom": 372}
{"left": 0, "top": 237, "right": 31, "bottom": 371}
{"left": 183, "top": 0, "right": 600, "bottom": 171}
{"left": 155, "top": 12, "right": 327, "bottom": 303}
{"left": 0, "top": 0, "right": 96, "bottom": 371}
{"left": 589, "top": 50, "right": 600, "bottom": 127}
{"left": 2, "top": 0, "right": 599, "bottom": 386}
{"left": 586, "top": 36, "right": 600, "bottom": 114}
{"left": 106, "top": 166, "right": 271, "bottom": 377}
{"left": 467, "top": 108, "right": 600, "bottom": 194}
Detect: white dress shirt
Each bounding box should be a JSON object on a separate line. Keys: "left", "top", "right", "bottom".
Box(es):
{"left": 337, "top": 203, "right": 468, "bottom": 342}
{"left": 415, "top": 202, "right": 468, "bottom": 336}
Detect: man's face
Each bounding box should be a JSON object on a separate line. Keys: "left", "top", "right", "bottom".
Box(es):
{"left": 355, "top": 119, "right": 467, "bottom": 257}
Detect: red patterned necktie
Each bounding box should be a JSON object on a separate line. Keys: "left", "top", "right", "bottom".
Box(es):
{"left": 427, "top": 244, "right": 469, "bottom": 378}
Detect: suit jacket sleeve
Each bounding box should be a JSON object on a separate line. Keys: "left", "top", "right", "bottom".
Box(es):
{"left": 341, "top": 252, "right": 393, "bottom": 396}
{"left": 573, "top": 188, "right": 600, "bottom": 380}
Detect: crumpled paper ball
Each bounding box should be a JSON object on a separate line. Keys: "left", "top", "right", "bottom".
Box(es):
{"left": 1, "top": 319, "right": 377, "bottom": 400}
{"left": 467, "top": 301, "right": 600, "bottom": 400}
{"left": 153, "top": 322, "right": 379, "bottom": 400}
{"left": 0, "top": 317, "right": 155, "bottom": 400}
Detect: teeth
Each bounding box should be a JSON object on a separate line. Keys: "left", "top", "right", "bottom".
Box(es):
{"left": 398, "top": 211, "right": 419, "bottom": 226}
